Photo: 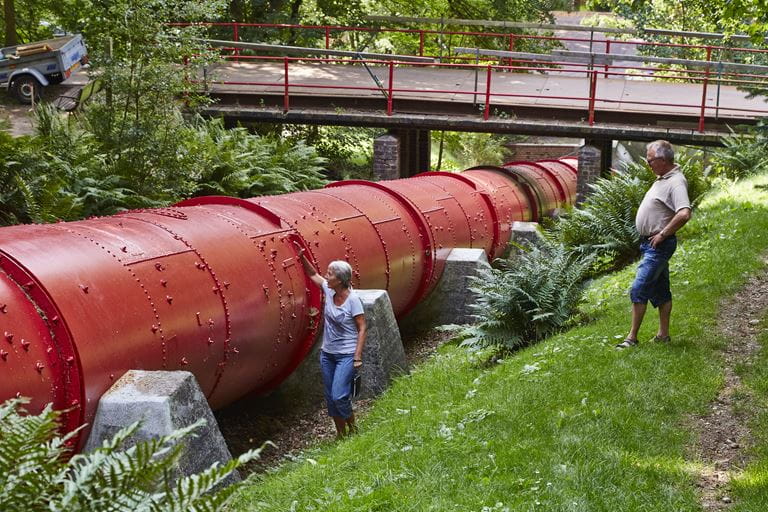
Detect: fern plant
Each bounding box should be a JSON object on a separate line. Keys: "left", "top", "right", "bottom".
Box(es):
{"left": 0, "top": 398, "right": 263, "bottom": 512}
{"left": 551, "top": 154, "right": 710, "bottom": 273}
{"left": 711, "top": 125, "right": 768, "bottom": 181}
{"left": 549, "top": 167, "right": 646, "bottom": 270}
{"left": 459, "top": 241, "right": 594, "bottom": 352}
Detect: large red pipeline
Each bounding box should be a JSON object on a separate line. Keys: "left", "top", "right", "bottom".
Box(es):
{"left": 0, "top": 158, "right": 577, "bottom": 446}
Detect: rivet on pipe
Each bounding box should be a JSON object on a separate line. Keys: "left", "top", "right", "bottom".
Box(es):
{"left": 161, "top": 279, "right": 168, "bottom": 287}
{"left": 4, "top": 332, "right": 13, "bottom": 343}
{"left": 46, "top": 347, "right": 53, "bottom": 354}
{"left": 155, "top": 263, "right": 164, "bottom": 271}
{"left": 232, "top": 347, "right": 240, "bottom": 354}
{"left": 207, "top": 337, "right": 214, "bottom": 345}
{"left": 208, "top": 318, "right": 214, "bottom": 326}
{"left": 196, "top": 312, "right": 202, "bottom": 326}
{"left": 80, "top": 284, "right": 89, "bottom": 294}
{"left": 151, "top": 325, "right": 159, "bottom": 333}
{"left": 51, "top": 315, "right": 59, "bottom": 324}
{"left": 0, "top": 304, "right": 7, "bottom": 313}
{"left": 0, "top": 350, "right": 7, "bottom": 361}
{"left": 35, "top": 362, "right": 45, "bottom": 373}
{"left": 166, "top": 295, "right": 173, "bottom": 304}
{"left": 121, "top": 246, "right": 128, "bottom": 253}
{"left": 109, "top": 373, "right": 115, "bottom": 380}
{"left": 21, "top": 339, "right": 30, "bottom": 351}
{"left": 66, "top": 356, "right": 75, "bottom": 365}
{"left": 180, "top": 357, "right": 189, "bottom": 366}
{"left": 223, "top": 281, "right": 231, "bottom": 289}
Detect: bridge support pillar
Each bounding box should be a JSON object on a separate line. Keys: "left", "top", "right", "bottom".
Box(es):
{"left": 373, "top": 134, "right": 401, "bottom": 181}
{"left": 373, "top": 130, "right": 431, "bottom": 180}
{"left": 576, "top": 139, "right": 612, "bottom": 205}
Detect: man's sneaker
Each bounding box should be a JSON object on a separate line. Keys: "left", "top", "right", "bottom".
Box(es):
{"left": 652, "top": 335, "right": 671, "bottom": 344}
{"left": 615, "top": 339, "right": 639, "bottom": 349}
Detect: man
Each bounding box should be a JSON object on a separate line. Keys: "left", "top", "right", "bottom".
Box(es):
{"left": 616, "top": 140, "right": 692, "bottom": 349}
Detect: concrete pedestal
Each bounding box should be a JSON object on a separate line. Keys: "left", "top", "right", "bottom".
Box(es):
{"left": 273, "top": 289, "right": 407, "bottom": 407}
{"left": 401, "top": 248, "right": 491, "bottom": 331}
{"left": 355, "top": 290, "right": 408, "bottom": 397}
{"left": 84, "top": 370, "right": 238, "bottom": 484}
{"left": 509, "top": 221, "right": 544, "bottom": 256}
{"left": 576, "top": 143, "right": 602, "bottom": 205}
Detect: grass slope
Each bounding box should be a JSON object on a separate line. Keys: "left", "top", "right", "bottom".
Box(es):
{"left": 230, "top": 176, "right": 768, "bottom": 512}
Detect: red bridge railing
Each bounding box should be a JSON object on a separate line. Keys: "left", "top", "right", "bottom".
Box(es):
{"left": 174, "top": 22, "right": 768, "bottom": 132}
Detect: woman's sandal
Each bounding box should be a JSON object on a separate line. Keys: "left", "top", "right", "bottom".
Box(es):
{"left": 652, "top": 335, "right": 671, "bottom": 344}
{"left": 615, "top": 338, "right": 638, "bottom": 349}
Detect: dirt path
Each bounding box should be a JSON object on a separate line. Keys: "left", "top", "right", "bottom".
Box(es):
{"left": 692, "top": 262, "right": 768, "bottom": 509}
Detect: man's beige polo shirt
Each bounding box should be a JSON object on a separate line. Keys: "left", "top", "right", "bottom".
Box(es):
{"left": 635, "top": 166, "right": 691, "bottom": 237}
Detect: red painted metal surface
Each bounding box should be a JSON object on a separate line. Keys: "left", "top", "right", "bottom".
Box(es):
{"left": 461, "top": 167, "right": 533, "bottom": 258}
{"left": 0, "top": 158, "right": 577, "bottom": 448}
{"left": 414, "top": 172, "right": 497, "bottom": 256}
{"left": 502, "top": 161, "right": 572, "bottom": 218}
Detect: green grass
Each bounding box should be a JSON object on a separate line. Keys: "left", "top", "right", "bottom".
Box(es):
{"left": 229, "top": 176, "right": 768, "bottom": 511}
{"left": 732, "top": 315, "right": 768, "bottom": 509}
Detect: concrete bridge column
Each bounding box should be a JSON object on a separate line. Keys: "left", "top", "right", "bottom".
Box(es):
{"left": 576, "top": 139, "right": 612, "bottom": 205}
{"left": 373, "top": 134, "right": 401, "bottom": 181}
{"left": 373, "top": 130, "right": 431, "bottom": 180}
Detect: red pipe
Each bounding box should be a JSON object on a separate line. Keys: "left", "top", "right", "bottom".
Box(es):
{"left": 0, "top": 158, "right": 577, "bottom": 448}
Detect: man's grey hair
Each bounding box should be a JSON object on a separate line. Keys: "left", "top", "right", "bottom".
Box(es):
{"left": 647, "top": 140, "right": 675, "bottom": 163}
{"left": 328, "top": 260, "right": 353, "bottom": 288}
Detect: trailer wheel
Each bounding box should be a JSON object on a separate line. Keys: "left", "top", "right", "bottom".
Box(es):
{"left": 11, "top": 75, "right": 42, "bottom": 105}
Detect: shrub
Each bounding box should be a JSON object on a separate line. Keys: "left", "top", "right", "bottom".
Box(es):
{"left": 0, "top": 397, "right": 262, "bottom": 512}
{"left": 457, "top": 241, "right": 594, "bottom": 352}
{"left": 548, "top": 167, "right": 647, "bottom": 269}
{"left": 711, "top": 125, "right": 768, "bottom": 181}
{"left": 550, "top": 153, "right": 711, "bottom": 272}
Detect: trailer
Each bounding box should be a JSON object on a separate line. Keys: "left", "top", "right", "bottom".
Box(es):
{"left": 0, "top": 34, "right": 88, "bottom": 104}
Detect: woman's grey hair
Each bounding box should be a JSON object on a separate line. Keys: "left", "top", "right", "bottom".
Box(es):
{"left": 328, "top": 260, "right": 353, "bottom": 288}
{"left": 647, "top": 140, "right": 675, "bottom": 163}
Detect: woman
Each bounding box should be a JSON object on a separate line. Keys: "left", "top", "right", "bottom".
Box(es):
{"left": 295, "top": 243, "right": 367, "bottom": 438}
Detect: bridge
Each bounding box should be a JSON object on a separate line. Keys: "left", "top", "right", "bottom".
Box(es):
{"left": 179, "top": 20, "right": 768, "bottom": 176}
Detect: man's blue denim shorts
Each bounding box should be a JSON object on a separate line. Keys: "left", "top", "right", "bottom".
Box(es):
{"left": 630, "top": 236, "right": 677, "bottom": 308}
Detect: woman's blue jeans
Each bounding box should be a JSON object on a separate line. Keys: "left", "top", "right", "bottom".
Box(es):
{"left": 320, "top": 350, "right": 355, "bottom": 419}
{"left": 630, "top": 236, "right": 677, "bottom": 308}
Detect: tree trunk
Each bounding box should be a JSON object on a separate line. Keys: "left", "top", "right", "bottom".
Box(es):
{"left": 4, "top": 0, "right": 18, "bottom": 47}
{"left": 230, "top": 0, "right": 243, "bottom": 22}
{"left": 287, "top": 0, "right": 303, "bottom": 45}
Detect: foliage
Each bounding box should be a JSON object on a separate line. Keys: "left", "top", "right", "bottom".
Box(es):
{"left": 549, "top": 168, "right": 646, "bottom": 270}
{"left": 0, "top": 107, "right": 328, "bottom": 225}
{"left": 280, "top": 124, "right": 381, "bottom": 180}
{"left": 457, "top": 240, "right": 594, "bottom": 352}
{"left": 711, "top": 124, "right": 768, "bottom": 181}
{"left": 186, "top": 118, "right": 328, "bottom": 197}
{"left": 550, "top": 153, "right": 711, "bottom": 273}
{"left": 433, "top": 131, "right": 509, "bottom": 170}
{"left": 0, "top": 397, "right": 262, "bottom": 512}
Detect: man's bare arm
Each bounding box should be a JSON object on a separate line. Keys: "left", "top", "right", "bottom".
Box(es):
{"left": 650, "top": 208, "right": 692, "bottom": 248}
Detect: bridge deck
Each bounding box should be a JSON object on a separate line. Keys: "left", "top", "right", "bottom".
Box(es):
{"left": 207, "top": 61, "right": 764, "bottom": 120}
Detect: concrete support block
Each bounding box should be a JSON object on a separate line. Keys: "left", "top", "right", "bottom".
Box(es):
{"left": 272, "top": 289, "right": 406, "bottom": 407}
{"left": 509, "top": 221, "right": 544, "bottom": 254}
{"left": 356, "top": 290, "right": 407, "bottom": 397}
{"left": 373, "top": 134, "right": 401, "bottom": 181}
{"left": 576, "top": 143, "right": 602, "bottom": 205}
{"left": 401, "top": 248, "right": 491, "bottom": 331}
{"left": 84, "top": 370, "right": 238, "bottom": 484}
